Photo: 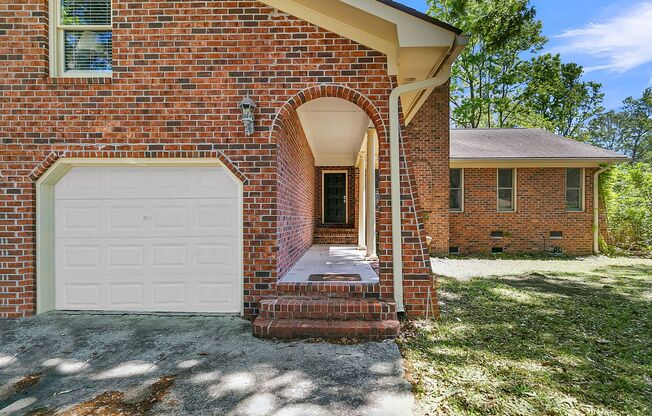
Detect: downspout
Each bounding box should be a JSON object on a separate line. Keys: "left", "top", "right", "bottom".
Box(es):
{"left": 593, "top": 166, "right": 609, "bottom": 254}
{"left": 388, "top": 36, "right": 460, "bottom": 312}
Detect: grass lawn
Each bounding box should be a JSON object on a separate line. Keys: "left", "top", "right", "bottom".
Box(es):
{"left": 398, "top": 263, "right": 652, "bottom": 415}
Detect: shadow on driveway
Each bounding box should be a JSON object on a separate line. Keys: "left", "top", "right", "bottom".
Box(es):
{"left": 0, "top": 313, "right": 412, "bottom": 415}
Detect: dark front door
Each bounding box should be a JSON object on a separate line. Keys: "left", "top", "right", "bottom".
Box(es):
{"left": 324, "top": 172, "right": 347, "bottom": 224}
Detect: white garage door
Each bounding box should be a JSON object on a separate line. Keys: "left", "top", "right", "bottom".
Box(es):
{"left": 54, "top": 166, "right": 242, "bottom": 313}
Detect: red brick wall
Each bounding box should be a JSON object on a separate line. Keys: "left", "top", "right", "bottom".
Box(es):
{"left": 314, "top": 166, "right": 358, "bottom": 244}
{"left": 406, "top": 84, "right": 451, "bottom": 254}
{"left": 0, "top": 1, "right": 433, "bottom": 317}
{"left": 450, "top": 167, "right": 597, "bottom": 255}
{"left": 276, "top": 110, "right": 315, "bottom": 278}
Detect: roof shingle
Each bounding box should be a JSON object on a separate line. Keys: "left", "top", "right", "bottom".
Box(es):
{"left": 450, "top": 128, "right": 628, "bottom": 161}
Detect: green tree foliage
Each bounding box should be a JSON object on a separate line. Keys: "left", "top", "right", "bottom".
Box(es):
{"left": 428, "top": 0, "right": 604, "bottom": 138}
{"left": 603, "top": 163, "right": 652, "bottom": 252}
{"left": 518, "top": 54, "right": 604, "bottom": 138}
{"left": 589, "top": 88, "right": 652, "bottom": 163}
{"left": 426, "top": 0, "right": 546, "bottom": 128}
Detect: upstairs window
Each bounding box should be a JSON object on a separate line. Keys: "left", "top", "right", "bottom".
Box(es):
{"left": 50, "top": 0, "right": 112, "bottom": 77}
{"left": 450, "top": 168, "right": 464, "bottom": 212}
{"left": 497, "top": 168, "right": 516, "bottom": 212}
{"left": 566, "top": 168, "right": 584, "bottom": 211}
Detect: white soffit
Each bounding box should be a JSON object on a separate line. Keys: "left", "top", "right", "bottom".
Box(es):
{"left": 297, "top": 98, "right": 371, "bottom": 166}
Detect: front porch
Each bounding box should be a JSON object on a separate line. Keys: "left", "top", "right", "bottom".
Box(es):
{"left": 259, "top": 90, "right": 431, "bottom": 339}
{"left": 279, "top": 244, "right": 379, "bottom": 283}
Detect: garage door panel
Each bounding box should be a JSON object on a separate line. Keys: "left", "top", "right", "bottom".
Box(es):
{"left": 108, "top": 284, "right": 144, "bottom": 307}
{"left": 60, "top": 284, "right": 101, "bottom": 309}
{"left": 197, "top": 283, "right": 236, "bottom": 306}
{"left": 109, "top": 206, "right": 148, "bottom": 231}
{"left": 54, "top": 166, "right": 242, "bottom": 313}
{"left": 56, "top": 200, "right": 239, "bottom": 239}
{"left": 61, "top": 207, "right": 101, "bottom": 231}
{"left": 62, "top": 245, "right": 101, "bottom": 269}
{"left": 57, "top": 240, "right": 241, "bottom": 275}
{"left": 108, "top": 245, "right": 145, "bottom": 267}
{"left": 56, "top": 167, "right": 240, "bottom": 200}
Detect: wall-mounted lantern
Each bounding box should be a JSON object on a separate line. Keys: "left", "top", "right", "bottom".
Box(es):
{"left": 237, "top": 95, "right": 257, "bottom": 136}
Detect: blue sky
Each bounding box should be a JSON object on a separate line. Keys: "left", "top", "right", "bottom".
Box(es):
{"left": 398, "top": 0, "right": 652, "bottom": 109}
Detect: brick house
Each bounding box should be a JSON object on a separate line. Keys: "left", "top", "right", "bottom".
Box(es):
{"left": 412, "top": 127, "right": 628, "bottom": 257}
{"left": 0, "top": 0, "right": 469, "bottom": 338}
{"left": 0, "top": 1, "right": 625, "bottom": 339}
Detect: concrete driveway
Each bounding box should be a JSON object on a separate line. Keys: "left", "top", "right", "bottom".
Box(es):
{"left": 0, "top": 313, "right": 412, "bottom": 415}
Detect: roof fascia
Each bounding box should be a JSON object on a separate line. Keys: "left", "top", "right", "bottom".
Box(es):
{"left": 450, "top": 158, "right": 629, "bottom": 168}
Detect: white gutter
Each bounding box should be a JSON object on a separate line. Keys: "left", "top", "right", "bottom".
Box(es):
{"left": 593, "top": 166, "right": 610, "bottom": 254}
{"left": 388, "top": 37, "right": 460, "bottom": 313}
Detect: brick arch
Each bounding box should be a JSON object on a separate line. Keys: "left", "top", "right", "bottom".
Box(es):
{"left": 27, "top": 149, "right": 249, "bottom": 185}
{"left": 269, "top": 84, "right": 386, "bottom": 143}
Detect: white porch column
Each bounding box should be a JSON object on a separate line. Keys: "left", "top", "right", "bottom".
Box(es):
{"left": 366, "top": 128, "right": 377, "bottom": 258}
{"left": 357, "top": 153, "right": 366, "bottom": 249}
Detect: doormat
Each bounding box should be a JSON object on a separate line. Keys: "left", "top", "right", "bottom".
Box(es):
{"left": 308, "top": 274, "right": 362, "bottom": 282}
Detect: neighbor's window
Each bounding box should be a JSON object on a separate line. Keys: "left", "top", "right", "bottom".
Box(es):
{"left": 450, "top": 168, "right": 464, "bottom": 212}
{"left": 51, "top": 0, "right": 112, "bottom": 77}
{"left": 497, "top": 168, "right": 516, "bottom": 212}
{"left": 566, "top": 168, "right": 584, "bottom": 211}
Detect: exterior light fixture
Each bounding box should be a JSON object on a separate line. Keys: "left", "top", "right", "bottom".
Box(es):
{"left": 237, "top": 95, "right": 257, "bottom": 136}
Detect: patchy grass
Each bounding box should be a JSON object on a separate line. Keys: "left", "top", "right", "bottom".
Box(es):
{"left": 399, "top": 264, "right": 652, "bottom": 415}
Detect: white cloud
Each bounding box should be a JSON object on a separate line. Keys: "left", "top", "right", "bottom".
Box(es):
{"left": 554, "top": 2, "right": 652, "bottom": 73}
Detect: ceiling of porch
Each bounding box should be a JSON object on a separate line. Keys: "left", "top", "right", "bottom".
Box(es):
{"left": 297, "top": 98, "right": 371, "bottom": 166}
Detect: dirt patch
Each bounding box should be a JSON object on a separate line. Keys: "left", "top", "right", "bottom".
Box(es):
{"left": 25, "top": 408, "right": 56, "bottom": 416}
{"left": 13, "top": 373, "right": 41, "bottom": 392}
{"left": 0, "top": 372, "right": 42, "bottom": 403}
{"left": 57, "top": 375, "right": 176, "bottom": 416}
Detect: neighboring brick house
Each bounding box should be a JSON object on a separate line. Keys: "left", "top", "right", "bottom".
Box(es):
{"left": 414, "top": 127, "right": 628, "bottom": 256}
{"left": 0, "top": 0, "right": 469, "bottom": 338}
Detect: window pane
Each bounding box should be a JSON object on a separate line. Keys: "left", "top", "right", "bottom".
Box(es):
{"left": 64, "top": 30, "right": 112, "bottom": 71}
{"left": 566, "top": 168, "right": 581, "bottom": 189}
{"left": 450, "top": 169, "right": 461, "bottom": 188}
{"left": 450, "top": 189, "right": 461, "bottom": 210}
{"left": 61, "top": 0, "right": 111, "bottom": 25}
{"left": 498, "top": 188, "right": 513, "bottom": 210}
{"left": 498, "top": 169, "right": 513, "bottom": 188}
{"left": 566, "top": 189, "right": 581, "bottom": 210}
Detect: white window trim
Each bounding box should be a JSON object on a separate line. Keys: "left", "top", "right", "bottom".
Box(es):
{"left": 497, "top": 168, "right": 517, "bottom": 212}
{"left": 450, "top": 168, "right": 464, "bottom": 212}
{"left": 565, "top": 167, "right": 585, "bottom": 212}
{"left": 49, "top": 0, "right": 113, "bottom": 78}
{"left": 321, "top": 170, "right": 349, "bottom": 224}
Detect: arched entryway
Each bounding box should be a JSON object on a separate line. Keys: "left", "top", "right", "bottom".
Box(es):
{"left": 270, "top": 85, "right": 385, "bottom": 283}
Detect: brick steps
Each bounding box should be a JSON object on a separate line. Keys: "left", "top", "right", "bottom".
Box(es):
{"left": 258, "top": 297, "right": 396, "bottom": 321}
{"left": 252, "top": 317, "right": 400, "bottom": 340}
{"left": 275, "top": 281, "right": 381, "bottom": 299}
{"left": 253, "top": 281, "right": 399, "bottom": 341}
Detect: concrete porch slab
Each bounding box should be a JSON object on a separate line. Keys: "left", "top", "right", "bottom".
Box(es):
{"left": 280, "top": 245, "right": 379, "bottom": 283}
